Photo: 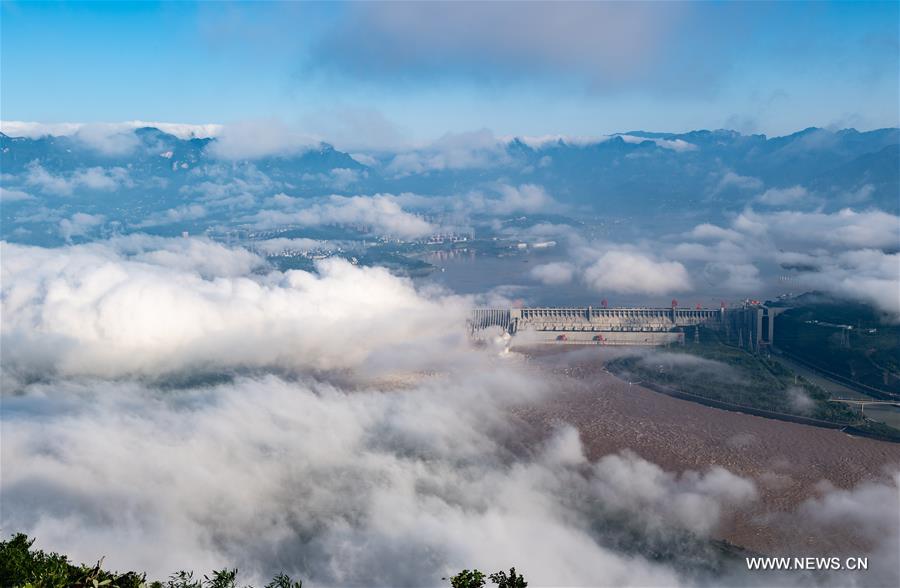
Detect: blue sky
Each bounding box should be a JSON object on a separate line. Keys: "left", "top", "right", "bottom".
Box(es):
{"left": 2, "top": 1, "right": 898, "bottom": 142}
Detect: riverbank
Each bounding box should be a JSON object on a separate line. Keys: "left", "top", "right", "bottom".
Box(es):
{"left": 772, "top": 352, "right": 900, "bottom": 429}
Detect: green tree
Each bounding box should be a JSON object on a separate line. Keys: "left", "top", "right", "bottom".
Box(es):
{"left": 489, "top": 568, "right": 527, "bottom": 588}
{"left": 202, "top": 569, "right": 238, "bottom": 588}
{"left": 264, "top": 573, "right": 302, "bottom": 588}
{"left": 0, "top": 533, "right": 304, "bottom": 588}
{"left": 0, "top": 533, "right": 148, "bottom": 588}
{"left": 446, "top": 569, "right": 486, "bottom": 588}
{"left": 446, "top": 568, "right": 527, "bottom": 588}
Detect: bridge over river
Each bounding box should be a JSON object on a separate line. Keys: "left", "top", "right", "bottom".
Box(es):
{"left": 471, "top": 305, "right": 786, "bottom": 347}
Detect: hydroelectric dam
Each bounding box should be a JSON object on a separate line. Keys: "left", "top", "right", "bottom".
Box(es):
{"left": 471, "top": 304, "right": 787, "bottom": 348}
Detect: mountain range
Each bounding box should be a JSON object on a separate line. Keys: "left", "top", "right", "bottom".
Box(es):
{"left": 1, "top": 125, "right": 897, "bottom": 245}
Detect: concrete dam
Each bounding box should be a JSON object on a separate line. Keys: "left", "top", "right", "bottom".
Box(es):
{"left": 471, "top": 305, "right": 786, "bottom": 348}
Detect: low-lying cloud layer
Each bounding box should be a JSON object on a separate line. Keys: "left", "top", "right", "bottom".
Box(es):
{"left": 677, "top": 208, "right": 900, "bottom": 319}
{"left": 0, "top": 121, "right": 221, "bottom": 155}
{"left": 246, "top": 193, "right": 435, "bottom": 239}
{"left": 0, "top": 236, "right": 467, "bottom": 383}
{"left": 1, "top": 236, "right": 754, "bottom": 586}
{"left": 530, "top": 248, "right": 691, "bottom": 297}
{"left": 24, "top": 162, "right": 133, "bottom": 196}
{"left": 2, "top": 370, "right": 762, "bottom": 587}
{"left": 582, "top": 250, "right": 692, "bottom": 296}
{"left": 2, "top": 235, "right": 898, "bottom": 587}
{"left": 526, "top": 205, "right": 900, "bottom": 318}
{"left": 206, "top": 119, "right": 318, "bottom": 160}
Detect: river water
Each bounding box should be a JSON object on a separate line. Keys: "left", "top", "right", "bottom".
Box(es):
{"left": 513, "top": 346, "right": 900, "bottom": 558}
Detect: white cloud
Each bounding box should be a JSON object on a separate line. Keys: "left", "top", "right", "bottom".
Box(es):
{"left": 23, "top": 162, "right": 77, "bottom": 196}
{"left": 73, "top": 166, "right": 133, "bottom": 190}
{"left": 298, "top": 106, "right": 411, "bottom": 152}
{"left": 0, "top": 238, "right": 464, "bottom": 380}
{"left": 796, "top": 473, "right": 900, "bottom": 586}
{"left": 685, "top": 223, "right": 742, "bottom": 242}
{"left": 1, "top": 121, "right": 83, "bottom": 138}
{"left": 633, "top": 350, "right": 740, "bottom": 380}
{"left": 329, "top": 167, "right": 364, "bottom": 189}
{"left": 0, "top": 372, "right": 755, "bottom": 586}
{"left": 668, "top": 208, "right": 900, "bottom": 319}
{"left": 454, "top": 183, "right": 558, "bottom": 217}
{"left": 385, "top": 130, "right": 510, "bottom": 176}
{"left": 786, "top": 386, "right": 815, "bottom": 414}
{"left": 7, "top": 205, "right": 62, "bottom": 224}
{"left": 618, "top": 134, "right": 698, "bottom": 152}
{"left": 300, "top": 167, "right": 368, "bottom": 190}
{"left": 179, "top": 163, "right": 278, "bottom": 209}
{"left": 755, "top": 185, "right": 810, "bottom": 206}
{"left": 70, "top": 124, "right": 142, "bottom": 156}
{"left": 206, "top": 118, "right": 318, "bottom": 160}
{"left": 713, "top": 171, "right": 764, "bottom": 194}
{"left": 583, "top": 250, "right": 691, "bottom": 295}
{"left": 486, "top": 184, "right": 555, "bottom": 215}
{"left": 800, "top": 474, "right": 900, "bottom": 540}
{"left": 656, "top": 138, "right": 697, "bottom": 152}
{"left": 701, "top": 262, "right": 762, "bottom": 292}
{"left": 589, "top": 448, "right": 756, "bottom": 537}
{"left": 669, "top": 240, "right": 749, "bottom": 264}
{"left": 58, "top": 212, "right": 105, "bottom": 241}
{"left": 376, "top": 183, "right": 558, "bottom": 222}
{"left": 2, "top": 233, "right": 892, "bottom": 587}
{"left": 505, "top": 134, "right": 607, "bottom": 148}
{"left": 0, "top": 236, "right": 765, "bottom": 586}
{"left": 135, "top": 204, "right": 209, "bottom": 228}
{"left": 110, "top": 234, "right": 264, "bottom": 278}
{"left": 0, "top": 120, "right": 222, "bottom": 140}
{"left": 795, "top": 249, "right": 900, "bottom": 321}
{"left": 530, "top": 262, "right": 575, "bottom": 285}
{"left": 0, "top": 186, "right": 34, "bottom": 202}
{"left": 845, "top": 184, "right": 875, "bottom": 203}
{"left": 736, "top": 208, "right": 900, "bottom": 250}
{"left": 349, "top": 152, "right": 379, "bottom": 167}
{"left": 1, "top": 122, "right": 190, "bottom": 156}
{"left": 313, "top": 2, "right": 684, "bottom": 90}
{"left": 23, "top": 162, "right": 132, "bottom": 196}
{"left": 248, "top": 194, "right": 435, "bottom": 239}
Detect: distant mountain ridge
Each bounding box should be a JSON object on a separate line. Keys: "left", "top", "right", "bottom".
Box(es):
{"left": 0, "top": 126, "right": 363, "bottom": 176}
{"left": 2, "top": 125, "right": 897, "bottom": 245}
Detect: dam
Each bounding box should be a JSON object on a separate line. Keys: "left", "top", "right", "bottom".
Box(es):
{"left": 471, "top": 304, "right": 787, "bottom": 348}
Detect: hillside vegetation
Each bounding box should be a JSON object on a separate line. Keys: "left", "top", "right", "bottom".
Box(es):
{"left": 0, "top": 534, "right": 525, "bottom": 588}
{"left": 773, "top": 296, "right": 900, "bottom": 395}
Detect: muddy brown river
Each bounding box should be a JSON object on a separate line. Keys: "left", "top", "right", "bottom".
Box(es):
{"left": 511, "top": 346, "right": 900, "bottom": 558}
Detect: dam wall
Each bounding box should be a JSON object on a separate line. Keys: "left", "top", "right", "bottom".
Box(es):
{"left": 513, "top": 330, "right": 685, "bottom": 346}
{"left": 472, "top": 305, "right": 785, "bottom": 348}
